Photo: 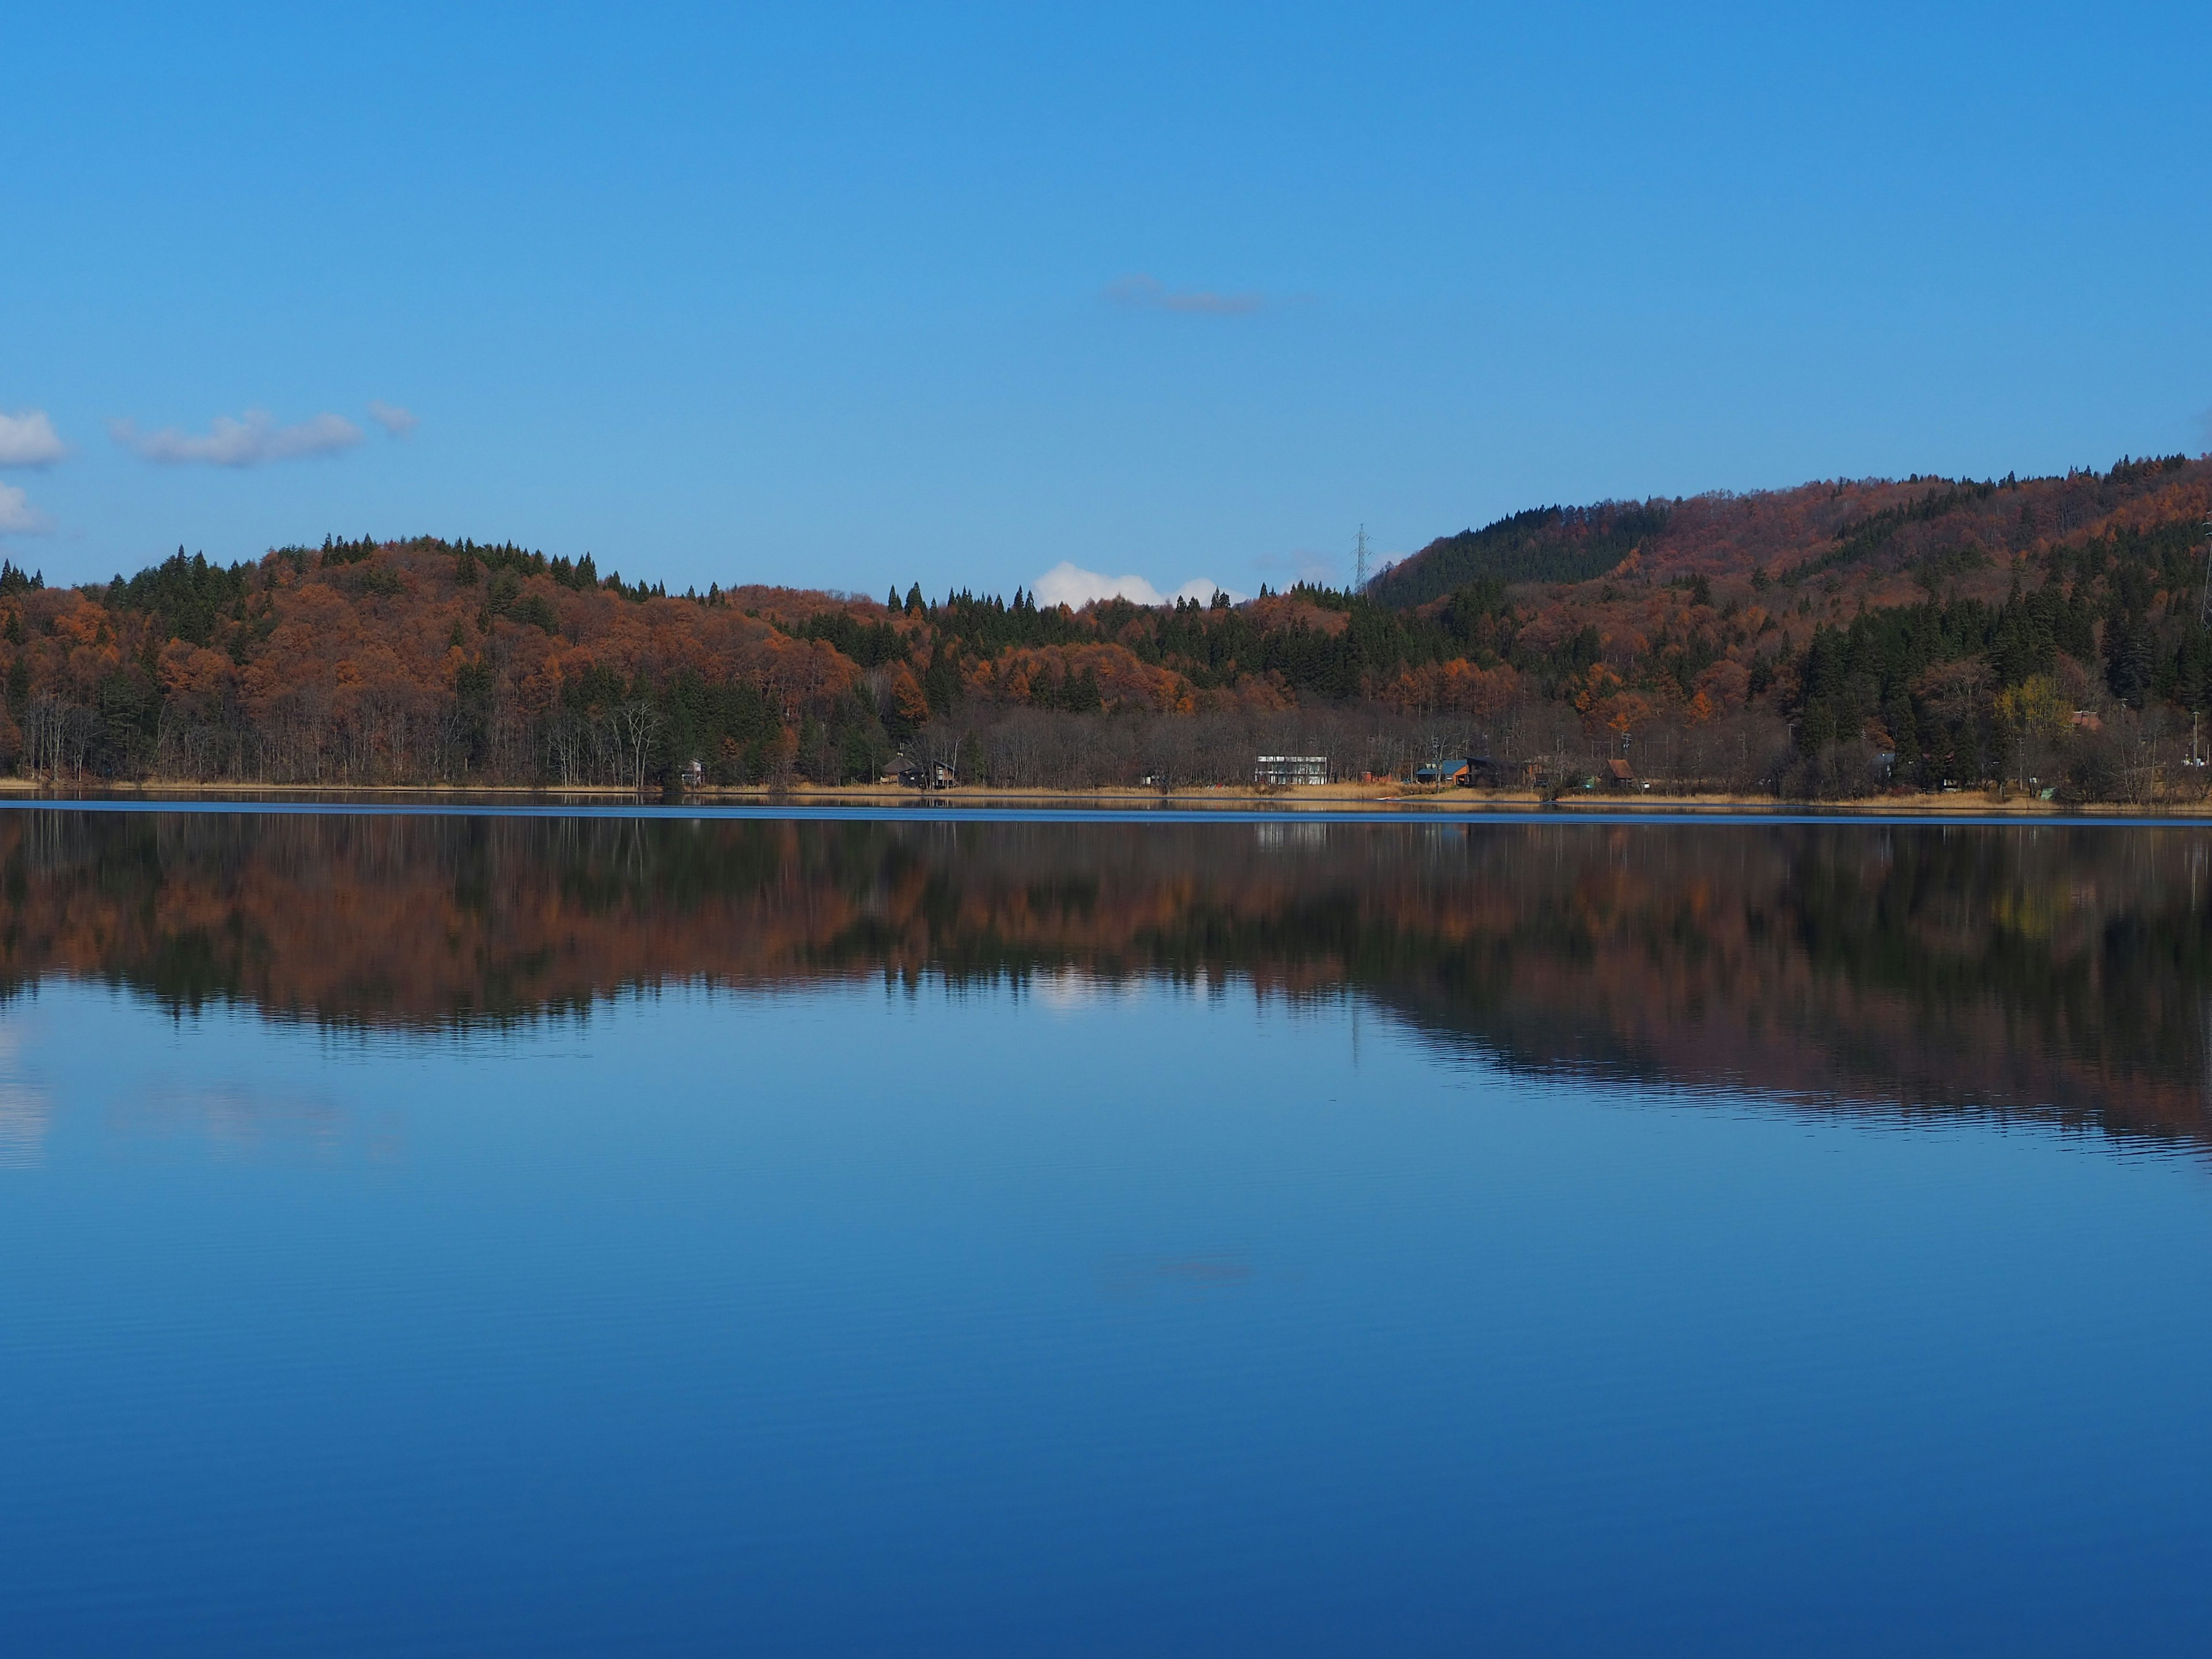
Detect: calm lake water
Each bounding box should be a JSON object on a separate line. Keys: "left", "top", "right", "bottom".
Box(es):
{"left": 3, "top": 807, "right": 2210, "bottom": 1656}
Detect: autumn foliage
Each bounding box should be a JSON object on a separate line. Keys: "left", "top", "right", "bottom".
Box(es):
{"left": 0, "top": 452, "right": 2206, "bottom": 794}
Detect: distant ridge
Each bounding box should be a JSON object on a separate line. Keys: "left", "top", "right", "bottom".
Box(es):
{"left": 1372, "top": 458, "right": 2205, "bottom": 608}
{"left": 1370, "top": 502, "right": 1671, "bottom": 606}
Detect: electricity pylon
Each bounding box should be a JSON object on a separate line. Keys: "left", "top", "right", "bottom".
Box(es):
{"left": 2200, "top": 517, "right": 2212, "bottom": 628}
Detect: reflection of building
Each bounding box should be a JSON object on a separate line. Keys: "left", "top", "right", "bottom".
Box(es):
{"left": 1254, "top": 755, "right": 1329, "bottom": 786}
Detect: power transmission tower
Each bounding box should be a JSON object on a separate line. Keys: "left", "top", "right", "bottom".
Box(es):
{"left": 2199, "top": 517, "right": 2212, "bottom": 628}
{"left": 1354, "top": 525, "right": 1370, "bottom": 595}
{"left": 2190, "top": 516, "right": 2212, "bottom": 772}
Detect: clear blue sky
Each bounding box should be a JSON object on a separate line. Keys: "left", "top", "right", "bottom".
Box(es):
{"left": 4, "top": 1, "right": 2207, "bottom": 601}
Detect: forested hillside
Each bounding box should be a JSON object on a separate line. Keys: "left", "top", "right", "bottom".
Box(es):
{"left": 0, "top": 453, "right": 2206, "bottom": 797}
{"left": 1369, "top": 502, "right": 1673, "bottom": 603}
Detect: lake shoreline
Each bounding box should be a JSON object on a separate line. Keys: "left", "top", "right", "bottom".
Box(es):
{"left": 0, "top": 777, "right": 2203, "bottom": 817}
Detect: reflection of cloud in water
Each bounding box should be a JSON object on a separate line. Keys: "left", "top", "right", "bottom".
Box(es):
{"left": 1153, "top": 1256, "right": 1252, "bottom": 1282}
{"left": 0, "top": 1082, "right": 50, "bottom": 1169}
{"left": 1099, "top": 1253, "right": 1257, "bottom": 1302}
{"left": 1032, "top": 968, "right": 1100, "bottom": 1013}
{"left": 1029, "top": 968, "right": 1155, "bottom": 1015}
{"left": 107, "top": 1084, "right": 370, "bottom": 1162}
{"left": 0, "top": 1017, "right": 48, "bottom": 1169}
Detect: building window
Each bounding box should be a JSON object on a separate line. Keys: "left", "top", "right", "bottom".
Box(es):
{"left": 1253, "top": 755, "right": 1329, "bottom": 787}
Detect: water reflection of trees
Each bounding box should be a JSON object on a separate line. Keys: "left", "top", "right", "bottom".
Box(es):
{"left": 2, "top": 812, "right": 2207, "bottom": 1145}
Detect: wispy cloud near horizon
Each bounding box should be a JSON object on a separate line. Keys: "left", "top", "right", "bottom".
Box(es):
{"left": 1104, "top": 273, "right": 1264, "bottom": 316}
{"left": 109, "top": 408, "right": 364, "bottom": 467}
{"left": 0, "top": 411, "right": 66, "bottom": 468}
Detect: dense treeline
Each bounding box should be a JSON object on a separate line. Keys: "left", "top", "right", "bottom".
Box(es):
{"left": 0, "top": 454, "right": 2206, "bottom": 796}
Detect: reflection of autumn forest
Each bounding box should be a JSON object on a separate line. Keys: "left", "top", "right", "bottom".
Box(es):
{"left": 5, "top": 810, "right": 2207, "bottom": 1147}
{"left": 2, "top": 456, "right": 2209, "bottom": 796}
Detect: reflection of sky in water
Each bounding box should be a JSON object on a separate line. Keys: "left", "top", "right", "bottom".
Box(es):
{"left": 3, "top": 972, "right": 2212, "bottom": 1654}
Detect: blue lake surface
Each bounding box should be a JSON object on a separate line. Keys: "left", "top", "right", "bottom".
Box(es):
{"left": 2, "top": 808, "right": 2209, "bottom": 1654}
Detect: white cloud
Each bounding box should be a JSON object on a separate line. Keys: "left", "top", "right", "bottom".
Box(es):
{"left": 0, "top": 484, "right": 52, "bottom": 536}
{"left": 0, "top": 410, "right": 65, "bottom": 468}
{"left": 367, "top": 400, "right": 419, "bottom": 437}
{"left": 109, "top": 408, "right": 363, "bottom": 467}
{"left": 1033, "top": 561, "right": 1244, "bottom": 609}
{"left": 1105, "top": 273, "right": 1264, "bottom": 316}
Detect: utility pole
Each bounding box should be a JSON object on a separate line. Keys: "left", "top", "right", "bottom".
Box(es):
{"left": 1354, "top": 525, "right": 1370, "bottom": 596}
